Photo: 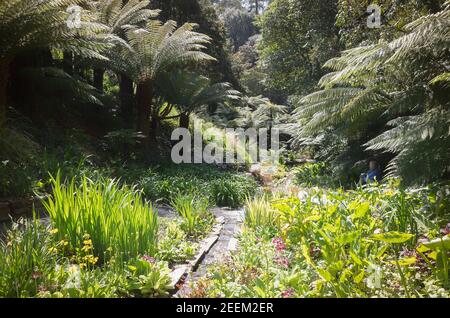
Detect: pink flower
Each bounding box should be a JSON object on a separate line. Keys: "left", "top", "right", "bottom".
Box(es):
{"left": 38, "top": 284, "right": 47, "bottom": 292}
{"left": 275, "top": 256, "right": 290, "bottom": 268}
{"left": 440, "top": 223, "right": 450, "bottom": 235}
{"left": 141, "top": 255, "right": 156, "bottom": 264}
{"left": 272, "top": 237, "right": 286, "bottom": 252}
{"left": 281, "top": 288, "right": 295, "bottom": 298}
{"left": 31, "top": 271, "right": 41, "bottom": 280}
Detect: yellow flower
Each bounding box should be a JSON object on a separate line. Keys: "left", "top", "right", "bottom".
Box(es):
{"left": 48, "top": 247, "right": 58, "bottom": 254}
{"left": 84, "top": 255, "right": 98, "bottom": 265}
{"left": 83, "top": 239, "right": 92, "bottom": 246}
{"left": 79, "top": 263, "right": 86, "bottom": 270}
{"left": 68, "top": 265, "right": 79, "bottom": 274}
{"left": 59, "top": 240, "right": 68, "bottom": 247}
{"left": 128, "top": 265, "right": 137, "bottom": 272}
{"left": 81, "top": 245, "right": 92, "bottom": 252}
{"left": 50, "top": 228, "right": 59, "bottom": 235}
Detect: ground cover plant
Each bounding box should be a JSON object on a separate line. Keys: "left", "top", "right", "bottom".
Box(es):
{"left": 0, "top": 170, "right": 220, "bottom": 298}
{"left": 135, "top": 163, "right": 257, "bottom": 207}
{"left": 190, "top": 179, "right": 450, "bottom": 298}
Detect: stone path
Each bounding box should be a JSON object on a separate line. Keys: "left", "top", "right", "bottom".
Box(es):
{"left": 175, "top": 207, "right": 244, "bottom": 297}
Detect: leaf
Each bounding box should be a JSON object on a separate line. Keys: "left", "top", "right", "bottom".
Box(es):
{"left": 354, "top": 270, "right": 365, "bottom": 284}
{"left": 301, "top": 243, "right": 314, "bottom": 266}
{"left": 336, "top": 231, "right": 359, "bottom": 245}
{"left": 317, "top": 268, "right": 333, "bottom": 282}
{"left": 371, "top": 232, "right": 414, "bottom": 244}
{"left": 428, "top": 251, "right": 438, "bottom": 261}
{"left": 422, "top": 236, "right": 450, "bottom": 250}
{"left": 416, "top": 244, "right": 430, "bottom": 253}
{"left": 396, "top": 257, "right": 417, "bottom": 266}
{"left": 351, "top": 201, "right": 370, "bottom": 220}
{"left": 349, "top": 251, "right": 363, "bottom": 266}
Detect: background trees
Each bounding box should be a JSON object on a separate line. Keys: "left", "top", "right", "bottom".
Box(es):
{"left": 0, "top": 0, "right": 110, "bottom": 128}
{"left": 290, "top": 2, "right": 450, "bottom": 183}
{"left": 257, "top": 0, "right": 340, "bottom": 99}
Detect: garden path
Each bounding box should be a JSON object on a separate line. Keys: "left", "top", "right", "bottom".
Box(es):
{"left": 174, "top": 207, "right": 244, "bottom": 297}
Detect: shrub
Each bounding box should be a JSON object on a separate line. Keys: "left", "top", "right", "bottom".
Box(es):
{"left": 157, "top": 220, "right": 198, "bottom": 264}
{"left": 294, "top": 162, "right": 336, "bottom": 188}
{"left": 210, "top": 176, "right": 256, "bottom": 208}
{"left": 0, "top": 218, "right": 59, "bottom": 297}
{"left": 196, "top": 182, "right": 450, "bottom": 298}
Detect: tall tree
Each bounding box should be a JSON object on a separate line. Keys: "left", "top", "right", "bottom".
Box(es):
{"left": 150, "top": 0, "right": 240, "bottom": 87}
{"left": 0, "top": 0, "right": 110, "bottom": 128}
{"left": 258, "top": 0, "right": 340, "bottom": 98}
{"left": 91, "top": 0, "right": 159, "bottom": 93}
{"left": 109, "top": 19, "right": 215, "bottom": 144}
{"left": 155, "top": 69, "right": 240, "bottom": 129}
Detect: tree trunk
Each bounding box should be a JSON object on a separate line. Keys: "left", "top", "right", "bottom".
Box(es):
{"left": 150, "top": 113, "right": 160, "bottom": 140}
{"left": 0, "top": 60, "right": 9, "bottom": 128}
{"left": 63, "top": 52, "right": 74, "bottom": 75}
{"left": 136, "top": 79, "right": 153, "bottom": 142}
{"left": 93, "top": 68, "right": 105, "bottom": 93}
{"left": 179, "top": 112, "right": 190, "bottom": 129}
{"left": 119, "top": 74, "right": 134, "bottom": 128}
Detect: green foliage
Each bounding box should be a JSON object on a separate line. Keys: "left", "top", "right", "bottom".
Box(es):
{"left": 0, "top": 218, "right": 59, "bottom": 297}
{"left": 193, "top": 181, "right": 450, "bottom": 297}
{"left": 170, "top": 193, "right": 212, "bottom": 236}
{"left": 43, "top": 173, "right": 159, "bottom": 264}
{"left": 155, "top": 69, "right": 240, "bottom": 122}
{"left": 258, "top": 0, "right": 340, "bottom": 97}
{"left": 126, "top": 257, "right": 172, "bottom": 297}
{"left": 157, "top": 220, "right": 198, "bottom": 264}
{"left": 0, "top": 217, "right": 174, "bottom": 298}
{"left": 290, "top": 4, "right": 450, "bottom": 184}
{"left": 294, "top": 162, "right": 337, "bottom": 188}
{"left": 244, "top": 196, "right": 277, "bottom": 232}
{"left": 135, "top": 163, "right": 257, "bottom": 207}
{"left": 210, "top": 176, "right": 256, "bottom": 208}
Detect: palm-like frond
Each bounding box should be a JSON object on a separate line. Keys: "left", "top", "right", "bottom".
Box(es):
{"left": 290, "top": 4, "right": 450, "bottom": 184}
{"left": 109, "top": 20, "right": 216, "bottom": 82}
{"left": 93, "top": 0, "right": 159, "bottom": 36}
{"left": 156, "top": 69, "right": 240, "bottom": 116}
{"left": 0, "top": 0, "right": 111, "bottom": 63}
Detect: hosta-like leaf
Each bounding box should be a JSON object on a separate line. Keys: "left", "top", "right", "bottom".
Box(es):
{"left": 422, "top": 236, "right": 450, "bottom": 250}
{"left": 371, "top": 232, "right": 414, "bottom": 244}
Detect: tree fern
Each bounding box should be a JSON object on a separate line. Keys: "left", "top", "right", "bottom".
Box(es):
{"left": 290, "top": 4, "right": 450, "bottom": 184}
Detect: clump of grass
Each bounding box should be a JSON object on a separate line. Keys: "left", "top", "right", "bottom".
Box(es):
{"left": 0, "top": 218, "right": 58, "bottom": 297}
{"left": 244, "top": 196, "right": 278, "bottom": 231}
{"left": 170, "top": 193, "right": 211, "bottom": 236}
{"left": 43, "top": 173, "right": 158, "bottom": 264}
{"left": 210, "top": 176, "right": 256, "bottom": 208}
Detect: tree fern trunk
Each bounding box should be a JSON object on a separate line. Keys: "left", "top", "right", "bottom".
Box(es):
{"left": 93, "top": 68, "right": 105, "bottom": 93}
{"left": 63, "top": 51, "right": 74, "bottom": 75}
{"left": 0, "top": 60, "right": 9, "bottom": 128}
{"left": 179, "top": 113, "right": 190, "bottom": 129}
{"left": 119, "top": 74, "right": 134, "bottom": 127}
{"left": 136, "top": 79, "right": 153, "bottom": 143}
